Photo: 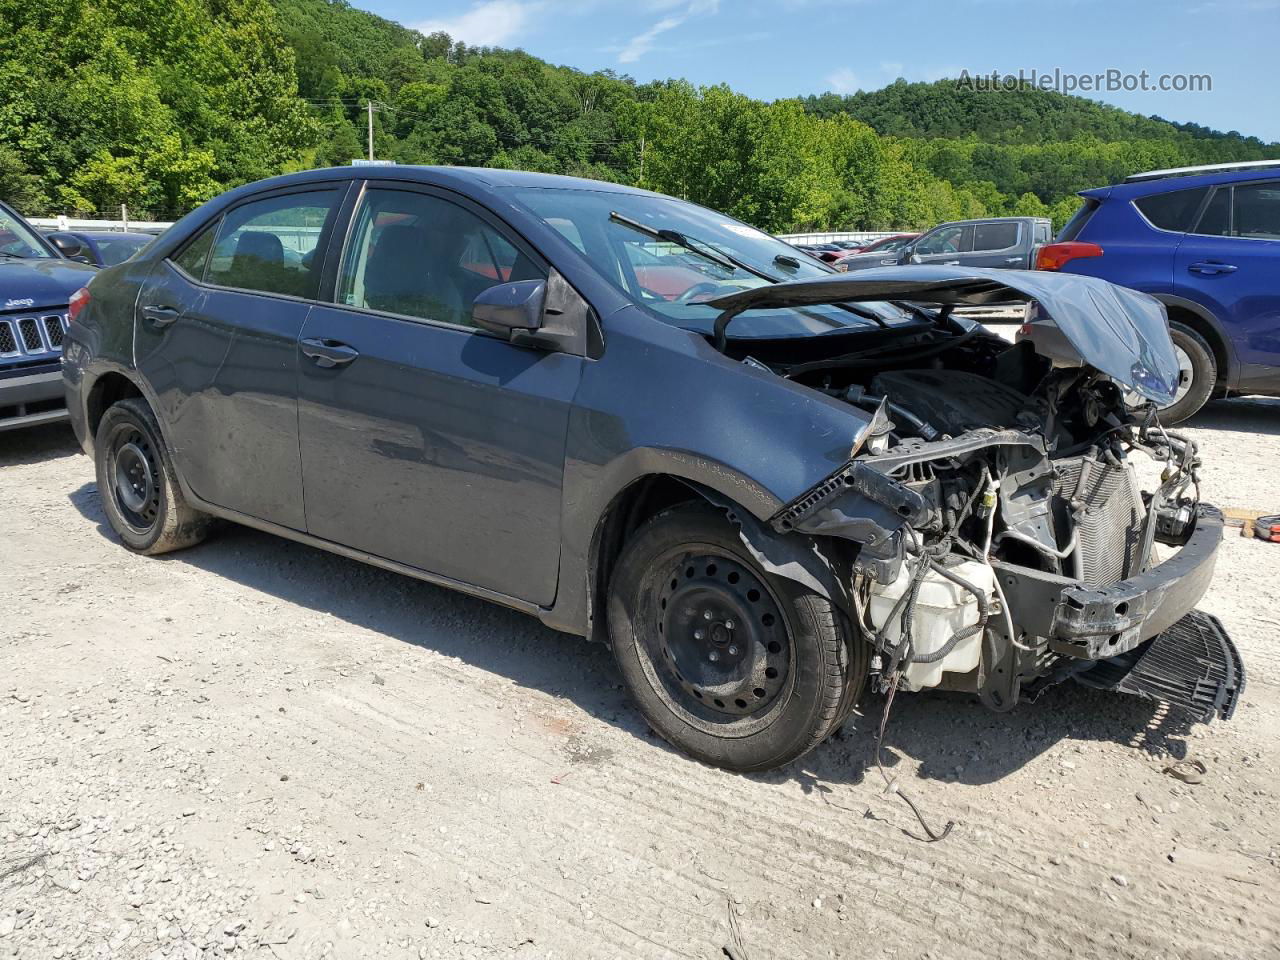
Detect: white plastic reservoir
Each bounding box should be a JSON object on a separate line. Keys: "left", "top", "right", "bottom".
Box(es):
{"left": 867, "top": 558, "right": 995, "bottom": 691}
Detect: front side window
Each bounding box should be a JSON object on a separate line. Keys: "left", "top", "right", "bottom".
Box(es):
{"left": 917, "top": 225, "right": 971, "bottom": 255}
{"left": 336, "top": 188, "right": 544, "bottom": 329}
{"left": 1232, "top": 182, "right": 1280, "bottom": 240}
{"left": 1135, "top": 186, "right": 1207, "bottom": 232}
{"left": 207, "top": 190, "right": 337, "bottom": 298}
{"left": 972, "top": 222, "right": 1019, "bottom": 251}
{"left": 0, "top": 205, "right": 54, "bottom": 260}
{"left": 94, "top": 234, "right": 152, "bottom": 266}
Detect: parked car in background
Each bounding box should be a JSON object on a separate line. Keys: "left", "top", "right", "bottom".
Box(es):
{"left": 841, "top": 217, "right": 1052, "bottom": 272}
{"left": 794, "top": 242, "right": 846, "bottom": 264}
{"left": 64, "top": 166, "right": 1240, "bottom": 774}
{"left": 834, "top": 233, "right": 920, "bottom": 270}
{"left": 1038, "top": 160, "right": 1280, "bottom": 422}
{"left": 44, "top": 230, "right": 153, "bottom": 268}
{"left": 0, "top": 200, "right": 98, "bottom": 430}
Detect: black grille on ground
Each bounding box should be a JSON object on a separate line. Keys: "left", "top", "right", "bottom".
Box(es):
{"left": 18, "top": 317, "right": 42, "bottom": 351}
{"left": 1054, "top": 457, "right": 1145, "bottom": 587}
{"left": 42, "top": 315, "right": 65, "bottom": 347}
{"left": 1074, "top": 610, "right": 1244, "bottom": 722}
{"left": 0, "top": 321, "right": 15, "bottom": 354}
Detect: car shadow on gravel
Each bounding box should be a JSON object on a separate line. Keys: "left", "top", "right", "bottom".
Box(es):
{"left": 1183, "top": 395, "right": 1280, "bottom": 435}
{"left": 0, "top": 421, "right": 80, "bottom": 467}
{"left": 68, "top": 479, "right": 1198, "bottom": 792}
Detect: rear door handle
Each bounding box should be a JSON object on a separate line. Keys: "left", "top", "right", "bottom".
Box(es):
{"left": 1188, "top": 261, "right": 1238, "bottom": 275}
{"left": 300, "top": 337, "right": 359, "bottom": 368}
{"left": 141, "top": 304, "right": 179, "bottom": 327}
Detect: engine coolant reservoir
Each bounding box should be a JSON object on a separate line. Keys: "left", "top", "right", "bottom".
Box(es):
{"left": 867, "top": 558, "right": 995, "bottom": 691}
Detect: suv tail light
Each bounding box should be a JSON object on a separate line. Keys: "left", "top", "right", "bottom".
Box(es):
{"left": 68, "top": 286, "right": 91, "bottom": 323}
{"left": 1036, "top": 241, "right": 1104, "bottom": 271}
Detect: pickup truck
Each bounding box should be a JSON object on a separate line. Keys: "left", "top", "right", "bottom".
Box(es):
{"left": 840, "top": 216, "right": 1052, "bottom": 272}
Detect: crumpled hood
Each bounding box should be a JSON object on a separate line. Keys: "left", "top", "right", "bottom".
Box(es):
{"left": 708, "top": 265, "right": 1180, "bottom": 404}
{"left": 0, "top": 257, "right": 98, "bottom": 312}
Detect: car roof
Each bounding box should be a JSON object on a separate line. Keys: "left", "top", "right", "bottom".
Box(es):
{"left": 929, "top": 216, "right": 1048, "bottom": 227}
{"left": 237, "top": 165, "right": 662, "bottom": 197}
{"left": 1083, "top": 167, "right": 1280, "bottom": 200}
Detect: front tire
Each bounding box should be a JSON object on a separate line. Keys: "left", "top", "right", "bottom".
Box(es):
{"left": 1159, "top": 323, "right": 1217, "bottom": 424}
{"left": 95, "top": 397, "right": 213, "bottom": 555}
{"left": 607, "top": 504, "right": 868, "bottom": 772}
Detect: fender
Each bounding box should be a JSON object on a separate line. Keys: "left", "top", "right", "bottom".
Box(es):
{"left": 1148, "top": 293, "right": 1239, "bottom": 388}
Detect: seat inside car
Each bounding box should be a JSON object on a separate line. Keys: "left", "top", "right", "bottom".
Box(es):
{"left": 363, "top": 223, "right": 466, "bottom": 325}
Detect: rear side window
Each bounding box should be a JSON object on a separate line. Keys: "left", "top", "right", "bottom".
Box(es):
{"left": 1134, "top": 187, "right": 1208, "bottom": 232}
{"left": 172, "top": 225, "right": 216, "bottom": 280}
{"left": 1193, "top": 189, "right": 1231, "bottom": 237}
{"left": 972, "top": 221, "right": 1019, "bottom": 251}
{"left": 1057, "top": 199, "right": 1099, "bottom": 241}
{"left": 1232, "top": 182, "right": 1280, "bottom": 239}
{"left": 207, "top": 190, "right": 338, "bottom": 298}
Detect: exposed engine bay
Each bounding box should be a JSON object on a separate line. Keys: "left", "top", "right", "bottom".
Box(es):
{"left": 711, "top": 270, "right": 1243, "bottom": 723}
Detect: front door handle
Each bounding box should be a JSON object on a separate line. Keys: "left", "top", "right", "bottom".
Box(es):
{"left": 141, "top": 304, "right": 179, "bottom": 327}
{"left": 300, "top": 337, "right": 359, "bottom": 368}
{"left": 1004, "top": 256, "right": 1022, "bottom": 263}
{"left": 1188, "top": 260, "right": 1238, "bottom": 275}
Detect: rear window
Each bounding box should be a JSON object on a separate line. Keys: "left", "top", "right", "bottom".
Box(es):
{"left": 1056, "top": 199, "right": 1099, "bottom": 241}
{"left": 1193, "top": 189, "right": 1231, "bottom": 236}
{"left": 1134, "top": 187, "right": 1208, "bottom": 232}
{"left": 1232, "top": 181, "right": 1280, "bottom": 239}
{"left": 972, "top": 222, "right": 1019, "bottom": 251}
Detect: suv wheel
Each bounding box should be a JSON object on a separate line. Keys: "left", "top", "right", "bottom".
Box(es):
{"left": 95, "top": 398, "right": 214, "bottom": 555}
{"left": 607, "top": 504, "right": 868, "bottom": 772}
{"left": 1159, "top": 323, "right": 1217, "bottom": 424}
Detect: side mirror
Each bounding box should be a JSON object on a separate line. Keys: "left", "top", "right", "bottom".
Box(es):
{"left": 49, "top": 234, "right": 86, "bottom": 260}
{"left": 471, "top": 279, "right": 546, "bottom": 338}
{"left": 904, "top": 249, "right": 922, "bottom": 265}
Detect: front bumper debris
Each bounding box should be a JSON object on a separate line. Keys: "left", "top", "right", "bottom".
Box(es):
{"left": 1074, "top": 610, "right": 1244, "bottom": 722}
{"left": 993, "top": 504, "right": 1224, "bottom": 660}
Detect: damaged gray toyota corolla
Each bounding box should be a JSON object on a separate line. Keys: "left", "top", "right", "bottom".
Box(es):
{"left": 65, "top": 169, "right": 1244, "bottom": 775}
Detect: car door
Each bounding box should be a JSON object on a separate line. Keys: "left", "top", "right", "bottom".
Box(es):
{"left": 964, "top": 221, "right": 1025, "bottom": 268}
{"left": 912, "top": 224, "right": 973, "bottom": 266}
{"left": 295, "top": 182, "right": 583, "bottom": 607}
{"left": 134, "top": 185, "right": 346, "bottom": 529}
{"left": 1174, "top": 180, "right": 1280, "bottom": 391}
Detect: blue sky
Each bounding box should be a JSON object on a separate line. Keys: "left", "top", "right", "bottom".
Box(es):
{"left": 356, "top": 0, "right": 1279, "bottom": 142}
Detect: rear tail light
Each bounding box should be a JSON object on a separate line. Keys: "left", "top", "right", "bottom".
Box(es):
{"left": 68, "top": 286, "right": 90, "bottom": 323}
{"left": 1036, "top": 241, "right": 1104, "bottom": 271}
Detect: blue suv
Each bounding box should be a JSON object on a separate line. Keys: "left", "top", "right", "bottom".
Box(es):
{"left": 1040, "top": 161, "right": 1280, "bottom": 422}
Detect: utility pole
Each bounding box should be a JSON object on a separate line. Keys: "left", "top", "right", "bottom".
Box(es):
{"left": 367, "top": 100, "right": 375, "bottom": 161}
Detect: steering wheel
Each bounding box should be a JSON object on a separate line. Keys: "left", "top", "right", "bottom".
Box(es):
{"left": 678, "top": 281, "right": 721, "bottom": 303}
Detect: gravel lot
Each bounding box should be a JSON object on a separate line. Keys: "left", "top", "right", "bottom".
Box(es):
{"left": 2, "top": 398, "right": 1278, "bottom": 960}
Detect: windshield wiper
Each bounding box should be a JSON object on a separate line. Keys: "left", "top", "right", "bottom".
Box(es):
{"left": 608, "top": 211, "right": 742, "bottom": 274}
{"left": 0, "top": 251, "right": 31, "bottom": 260}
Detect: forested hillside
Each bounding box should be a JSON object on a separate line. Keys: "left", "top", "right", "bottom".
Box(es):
{"left": 2, "top": 0, "right": 1276, "bottom": 231}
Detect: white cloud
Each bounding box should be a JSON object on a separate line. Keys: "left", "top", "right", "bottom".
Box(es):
{"left": 618, "top": 0, "right": 719, "bottom": 63}
{"left": 826, "top": 67, "right": 859, "bottom": 95}
{"left": 414, "top": 1, "right": 538, "bottom": 47}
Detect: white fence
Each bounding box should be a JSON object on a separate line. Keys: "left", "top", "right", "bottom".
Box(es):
{"left": 777, "top": 231, "right": 902, "bottom": 245}
{"left": 30, "top": 216, "right": 174, "bottom": 235}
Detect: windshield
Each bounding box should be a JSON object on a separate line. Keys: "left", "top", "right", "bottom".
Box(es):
{"left": 510, "top": 187, "right": 910, "bottom": 338}
{"left": 0, "top": 207, "right": 54, "bottom": 260}
{"left": 93, "top": 233, "right": 152, "bottom": 265}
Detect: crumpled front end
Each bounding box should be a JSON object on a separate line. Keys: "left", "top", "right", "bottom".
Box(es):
{"left": 720, "top": 269, "right": 1245, "bottom": 723}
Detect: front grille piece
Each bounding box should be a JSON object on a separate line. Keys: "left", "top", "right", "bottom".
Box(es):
{"left": 18, "top": 317, "right": 42, "bottom": 351}
{"left": 0, "top": 321, "right": 15, "bottom": 354}
{"left": 1074, "top": 610, "right": 1244, "bottom": 722}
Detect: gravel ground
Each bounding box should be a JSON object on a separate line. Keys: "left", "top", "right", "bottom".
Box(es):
{"left": 1, "top": 397, "right": 1278, "bottom": 960}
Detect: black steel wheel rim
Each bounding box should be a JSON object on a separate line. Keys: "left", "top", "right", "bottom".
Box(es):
{"left": 109, "top": 426, "right": 161, "bottom": 533}
{"left": 640, "top": 549, "right": 792, "bottom": 728}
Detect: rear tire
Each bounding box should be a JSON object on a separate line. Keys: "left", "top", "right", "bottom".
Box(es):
{"left": 607, "top": 503, "right": 868, "bottom": 772}
{"left": 1160, "top": 323, "right": 1216, "bottom": 424}
{"left": 95, "top": 398, "right": 213, "bottom": 555}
